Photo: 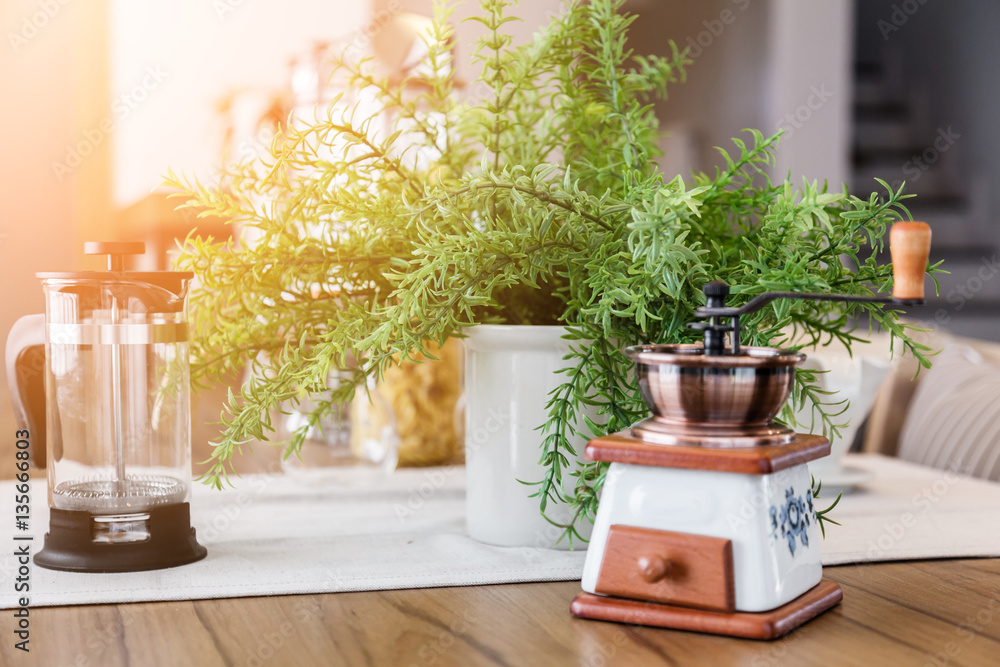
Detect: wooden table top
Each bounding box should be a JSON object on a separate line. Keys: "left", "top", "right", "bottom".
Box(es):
{"left": 6, "top": 558, "right": 999, "bottom": 666}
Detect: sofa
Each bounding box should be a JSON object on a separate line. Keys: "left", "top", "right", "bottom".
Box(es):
{"left": 861, "top": 328, "right": 1000, "bottom": 482}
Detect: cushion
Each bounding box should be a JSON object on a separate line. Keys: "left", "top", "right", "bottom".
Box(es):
{"left": 897, "top": 344, "right": 1000, "bottom": 481}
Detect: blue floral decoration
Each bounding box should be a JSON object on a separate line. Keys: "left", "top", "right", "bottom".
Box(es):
{"left": 769, "top": 487, "right": 817, "bottom": 556}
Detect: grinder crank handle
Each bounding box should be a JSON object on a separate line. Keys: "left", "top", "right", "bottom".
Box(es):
{"left": 693, "top": 221, "right": 933, "bottom": 355}
{"left": 890, "top": 221, "right": 932, "bottom": 301}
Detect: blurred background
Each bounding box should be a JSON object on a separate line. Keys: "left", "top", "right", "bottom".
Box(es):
{"left": 2, "top": 0, "right": 998, "bottom": 459}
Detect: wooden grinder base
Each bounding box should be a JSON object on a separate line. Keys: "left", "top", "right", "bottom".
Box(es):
{"left": 571, "top": 579, "right": 842, "bottom": 640}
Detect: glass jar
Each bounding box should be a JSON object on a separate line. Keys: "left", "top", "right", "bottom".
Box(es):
{"left": 379, "top": 339, "right": 464, "bottom": 466}
{"left": 279, "top": 372, "right": 399, "bottom": 483}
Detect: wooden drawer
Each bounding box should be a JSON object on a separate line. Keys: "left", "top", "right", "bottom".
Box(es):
{"left": 594, "top": 525, "right": 735, "bottom": 612}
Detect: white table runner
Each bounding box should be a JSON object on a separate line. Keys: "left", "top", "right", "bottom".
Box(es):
{"left": 818, "top": 454, "right": 1000, "bottom": 564}
{"left": 2, "top": 454, "right": 998, "bottom": 608}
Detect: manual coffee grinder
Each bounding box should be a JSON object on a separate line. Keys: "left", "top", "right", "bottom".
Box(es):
{"left": 571, "top": 222, "right": 931, "bottom": 638}
{"left": 5, "top": 242, "right": 207, "bottom": 572}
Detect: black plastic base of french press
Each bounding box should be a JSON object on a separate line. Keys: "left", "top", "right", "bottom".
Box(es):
{"left": 34, "top": 502, "right": 207, "bottom": 573}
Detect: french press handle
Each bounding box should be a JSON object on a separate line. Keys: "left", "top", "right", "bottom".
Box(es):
{"left": 5, "top": 314, "right": 47, "bottom": 467}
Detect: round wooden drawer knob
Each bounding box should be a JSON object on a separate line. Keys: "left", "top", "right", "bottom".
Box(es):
{"left": 637, "top": 555, "right": 672, "bottom": 583}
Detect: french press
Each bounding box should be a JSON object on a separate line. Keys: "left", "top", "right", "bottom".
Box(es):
{"left": 5, "top": 242, "right": 207, "bottom": 572}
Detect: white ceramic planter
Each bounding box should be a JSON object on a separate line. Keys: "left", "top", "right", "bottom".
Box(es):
{"left": 463, "top": 325, "right": 593, "bottom": 549}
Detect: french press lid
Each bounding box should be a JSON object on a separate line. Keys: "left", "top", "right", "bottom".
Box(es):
{"left": 36, "top": 241, "right": 194, "bottom": 295}
{"left": 37, "top": 241, "right": 194, "bottom": 313}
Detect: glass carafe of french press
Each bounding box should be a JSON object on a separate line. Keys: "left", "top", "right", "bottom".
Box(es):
{"left": 5, "top": 242, "right": 206, "bottom": 572}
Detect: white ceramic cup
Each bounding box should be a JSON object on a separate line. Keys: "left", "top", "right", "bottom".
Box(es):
{"left": 795, "top": 350, "right": 891, "bottom": 475}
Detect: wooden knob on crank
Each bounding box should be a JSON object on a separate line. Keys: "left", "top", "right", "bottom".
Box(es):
{"left": 890, "top": 222, "right": 932, "bottom": 301}
{"left": 637, "top": 555, "right": 672, "bottom": 583}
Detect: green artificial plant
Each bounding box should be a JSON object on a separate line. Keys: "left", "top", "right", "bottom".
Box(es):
{"left": 166, "top": 0, "right": 940, "bottom": 543}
